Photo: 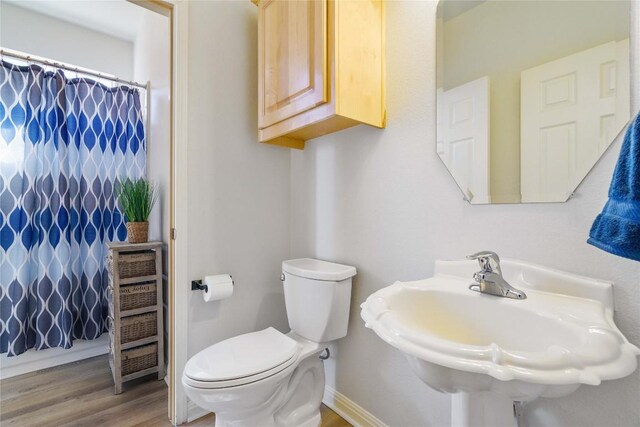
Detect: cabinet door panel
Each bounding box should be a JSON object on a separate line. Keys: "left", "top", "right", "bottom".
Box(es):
{"left": 259, "top": 0, "right": 327, "bottom": 128}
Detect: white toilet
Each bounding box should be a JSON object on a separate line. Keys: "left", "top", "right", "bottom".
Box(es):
{"left": 182, "top": 258, "right": 357, "bottom": 427}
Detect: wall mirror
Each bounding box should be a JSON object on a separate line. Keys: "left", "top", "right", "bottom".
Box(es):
{"left": 436, "top": 0, "right": 631, "bottom": 204}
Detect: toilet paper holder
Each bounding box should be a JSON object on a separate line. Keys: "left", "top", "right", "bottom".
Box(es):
{"left": 191, "top": 280, "right": 208, "bottom": 292}
{"left": 191, "top": 275, "right": 234, "bottom": 292}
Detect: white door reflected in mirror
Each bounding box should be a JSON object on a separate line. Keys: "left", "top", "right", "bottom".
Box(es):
{"left": 437, "top": 76, "right": 490, "bottom": 203}
{"left": 436, "top": 0, "right": 632, "bottom": 204}
{"left": 521, "top": 40, "right": 630, "bottom": 202}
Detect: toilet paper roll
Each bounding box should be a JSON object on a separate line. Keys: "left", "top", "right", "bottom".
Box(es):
{"left": 203, "top": 274, "right": 234, "bottom": 302}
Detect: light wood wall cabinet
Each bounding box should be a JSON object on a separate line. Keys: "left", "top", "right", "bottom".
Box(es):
{"left": 256, "top": 0, "right": 385, "bottom": 149}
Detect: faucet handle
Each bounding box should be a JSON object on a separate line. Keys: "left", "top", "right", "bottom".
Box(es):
{"left": 466, "top": 251, "right": 501, "bottom": 274}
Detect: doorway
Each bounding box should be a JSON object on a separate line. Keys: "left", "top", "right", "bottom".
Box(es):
{"left": 0, "top": 0, "right": 187, "bottom": 424}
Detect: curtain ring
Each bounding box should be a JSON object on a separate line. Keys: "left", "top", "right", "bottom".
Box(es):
{"left": 25, "top": 55, "right": 35, "bottom": 77}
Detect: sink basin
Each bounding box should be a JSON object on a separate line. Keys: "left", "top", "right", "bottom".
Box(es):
{"left": 361, "top": 259, "right": 639, "bottom": 426}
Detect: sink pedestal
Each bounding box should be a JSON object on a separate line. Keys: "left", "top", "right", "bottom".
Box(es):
{"left": 451, "top": 392, "right": 520, "bottom": 427}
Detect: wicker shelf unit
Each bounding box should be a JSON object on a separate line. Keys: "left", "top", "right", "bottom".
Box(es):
{"left": 107, "top": 241, "right": 165, "bottom": 394}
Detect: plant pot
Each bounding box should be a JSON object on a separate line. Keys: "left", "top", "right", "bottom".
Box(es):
{"left": 126, "top": 222, "right": 149, "bottom": 244}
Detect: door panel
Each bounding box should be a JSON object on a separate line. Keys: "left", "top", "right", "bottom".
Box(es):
{"left": 259, "top": 0, "right": 328, "bottom": 129}
{"left": 521, "top": 40, "right": 630, "bottom": 202}
{"left": 437, "top": 77, "right": 491, "bottom": 203}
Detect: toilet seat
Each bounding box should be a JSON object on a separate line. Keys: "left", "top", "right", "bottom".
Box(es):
{"left": 183, "top": 327, "right": 301, "bottom": 389}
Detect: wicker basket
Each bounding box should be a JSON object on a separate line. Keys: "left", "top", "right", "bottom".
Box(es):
{"left": 121, "top": 312, "right": 157, "bottom": 344}
{"left": 119, "top": 283, "right": 157, "bottom": 311}
{"left": 126, "top": 222, "right": 149, "bottom": 244}
{"left": 110, "top": 251, "right": 156, "bottom": 279}
{"left": 121, "top": 343, "right": 158, "bottom": 375}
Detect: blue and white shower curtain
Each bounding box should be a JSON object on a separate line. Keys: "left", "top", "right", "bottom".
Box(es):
{"left": 0, "top": 60, "right": 146, "bottom": 356}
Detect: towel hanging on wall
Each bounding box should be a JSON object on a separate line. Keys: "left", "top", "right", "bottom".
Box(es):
{"left": 588, "top": 110, "right": 640, "bottom": 262}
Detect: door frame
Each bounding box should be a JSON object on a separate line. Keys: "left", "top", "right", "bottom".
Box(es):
{"left": 126, "top": 0, "right": 189, "bottom": 424}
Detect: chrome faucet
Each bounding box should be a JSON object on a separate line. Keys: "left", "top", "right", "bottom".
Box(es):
{"left": 467, "top": 251, "right": 527, "bottom": 300}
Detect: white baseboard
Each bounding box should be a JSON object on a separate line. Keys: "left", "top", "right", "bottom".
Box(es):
{"left": 183, "top": 385, "right": 385, "bottom": 427}
{"left": 0, "top": 335, "right": 109, "bottom": 380}
{"left": 187, "top": 400, "right": 210, "bottom": 423}
{"left": 323, "top": 386, "right": 387, "bottom": 427}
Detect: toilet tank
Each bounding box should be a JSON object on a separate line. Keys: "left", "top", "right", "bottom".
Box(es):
{"left": 282, "top": 258, "right": 357, "bottom": 343}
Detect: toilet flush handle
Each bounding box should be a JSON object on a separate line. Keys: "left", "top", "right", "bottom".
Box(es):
{"left": 280, "top": 273, "right": 285, "bottom": 281}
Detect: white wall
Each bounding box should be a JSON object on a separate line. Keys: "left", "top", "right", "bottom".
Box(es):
{"left": 290, "top": 2, "right": 640, "bottom": 426}
{"left": 185, "top": 1, "right": 291, "bottom": 359}
{"left": 0, "top": 2, "right": 133, "bottom": 80}
{"left": 133, "top": 7, "right": 171, "bottom": 367}
{"left": 133, "top": 10, "right": 170, "bottom": 245}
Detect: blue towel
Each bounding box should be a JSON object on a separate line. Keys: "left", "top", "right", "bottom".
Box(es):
{"left": 588, "top": 110, "right": 640, "bottom": 262}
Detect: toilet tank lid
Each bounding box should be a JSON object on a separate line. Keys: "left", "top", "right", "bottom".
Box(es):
{"left": 282, "top": 258, "right": 357, "bottom": 281}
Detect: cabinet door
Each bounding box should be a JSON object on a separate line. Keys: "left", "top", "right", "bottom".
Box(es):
{"left": 258, "top": 0, "right": 328, "bottom": 129}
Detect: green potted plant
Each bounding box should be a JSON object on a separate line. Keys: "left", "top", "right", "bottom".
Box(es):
{"left": 116, "top": 178, "right": 158, "bottom": 243}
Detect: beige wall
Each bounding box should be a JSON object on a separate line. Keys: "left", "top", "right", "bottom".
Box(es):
{"left": 440, "top": 1, "right": 630, "bottom": 202}
{"left": 290, "top": 1, "right": 639, "bottom": 426}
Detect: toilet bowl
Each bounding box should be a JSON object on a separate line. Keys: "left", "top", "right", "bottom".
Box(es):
{"left": 182, "top": 258, "right": 357, "bottom": 427}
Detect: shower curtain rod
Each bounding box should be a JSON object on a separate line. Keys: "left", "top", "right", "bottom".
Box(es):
{"left": 0, "top": 48, "right": 148, "bottom": 90}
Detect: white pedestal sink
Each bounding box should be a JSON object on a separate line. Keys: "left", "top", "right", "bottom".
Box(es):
{"left": 361, "top": 259, "right": 639, "bottom": 426}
